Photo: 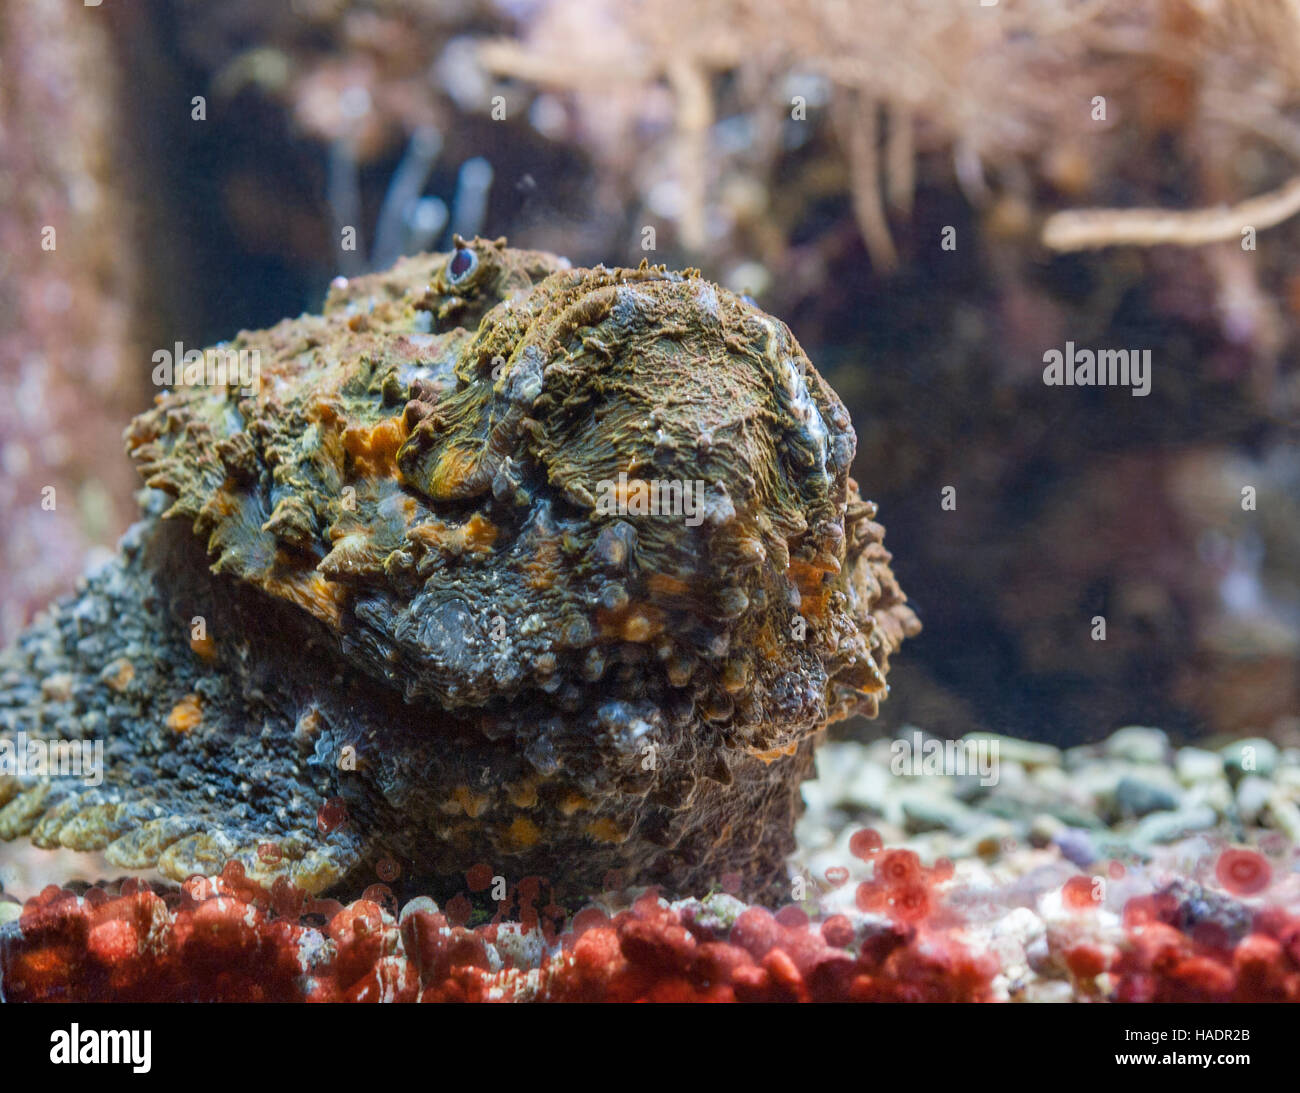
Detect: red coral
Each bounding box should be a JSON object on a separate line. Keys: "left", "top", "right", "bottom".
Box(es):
{"left": 1215, "top": 848, "right": 1272, "bottom": 897}
{"left": 850, "top": 846, "right": 956, "bottom": 926}
{"left": 1062, "top": 874, "right": 1103, "bottom": 910}
{"left": 1112, "top": 895, "right": 1300, "bottom": 1002}
{"left": 824, "top": 865, "right": 850, "bottom": 887}
{"left": 0, "top": 838, "right": 1015, "bottom": 1003}
{"left": 889, "top": 882, "right": 932, "bottom": 924}
{"left": 1065, "top": 943, "right": 1109, "bottom": 978}
{"left": 571, "top": 906, "right": 610, "bottom": 936}
{"left": 444, "top": 893, "right": 472, "bottom": 927}
{"left": 855, "top": 880, "right": 886, "bottom": 913}
{"left": 875, "top": 849, "right": 922, "bottom": 887}
{"left": 329, "top": 900, "right": 387, "bottom": 988}
{"left": 775, "top": 905, "right": 809, "bottom": 929}
{"left": 730, "top": 907, "right": 781, "bottom": 960}
{"left": 849, "top": 827, "right": 883, "bottom": 860}
{"left": 821, "top": 914, "right": 855, "bottom": 948}
{"left": 315, "top": 796, "right": 348, "bottom": 836}
{"left": 0, "top": 878, "right": 1001, "bottom": 1002}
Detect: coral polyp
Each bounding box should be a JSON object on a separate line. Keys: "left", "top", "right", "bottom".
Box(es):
{"left": 0, "top": 238, "right": 916, "bottom": 904}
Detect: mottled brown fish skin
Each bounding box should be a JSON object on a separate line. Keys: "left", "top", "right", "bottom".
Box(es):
{"left": 1, "top": 238, "right": 918, "bottom": 903}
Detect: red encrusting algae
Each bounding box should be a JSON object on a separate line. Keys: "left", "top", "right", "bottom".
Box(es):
{"left": 0, "top": 839, "right": 997, "bottom": 1002}
{"left": 2, "top": 840, "right": 1295, "bottom": 1002}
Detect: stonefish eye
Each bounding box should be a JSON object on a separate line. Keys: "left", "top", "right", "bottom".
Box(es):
{"left": 448, "top": 245, "right": 478, "bottom": 284}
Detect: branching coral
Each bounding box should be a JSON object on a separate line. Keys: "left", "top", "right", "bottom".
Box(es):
{"left": 1042, "top": 174, "right": 1300, "bottom": 250}
{"left": 470, "top": 0, "right": 1300, "bottom": 319}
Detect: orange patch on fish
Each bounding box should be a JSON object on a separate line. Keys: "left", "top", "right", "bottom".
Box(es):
{"left": 343, "top": 416, "right": 406, "bottom": 478}
{"left": 304, "top": 395, "right": 341, "bottom": 426}
{"left": 167, "top": 694, "right": 203, "bottom": 734}
{"left": 646, "top": 573, "right": 691, "bottom": 598}
{"left": 406, "top": 513, "right": 497, "bottom": 557}
{"left": 595, "top": 603, "right": 665, "bottom": 642}
{"left": 265, "top": 570, "right": 347, "bottom": 628}
{"left": 748, "top": 741, "right": 799, "bottom": 765}
{"left": 507, "top": 780, "right": 538, "bottom": 809}
{"left": 460, "top": 512, "right": 498, "bottom": 552}
{"left": 505, "top": 816, "right": 541, "bottom": 850}
{"left": 103, "top": 658, "right": 135, "bottom": 692}
{"left": 558, "top": 793, "right": 591, "bottom": 816}
{"left": 586, "top": 818, "right": 627, "bottom": 844}
{"left": 786, "top": 558, "right": 832, "bottom": 618}
{"left": 427, "top": 444, "right": 479, "bottom": 499}
{"left": 451, "top": 785, "right": 489, "bottom": 818}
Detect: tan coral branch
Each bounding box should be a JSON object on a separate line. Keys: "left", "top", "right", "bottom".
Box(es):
{"left": 665, "top": 57, "right": 713, "bottom": 253}
{"left": 843, "top": 89, "right": 898, "bottom": 272}
{"left": 1042, "top": 174, "right": 1300, "bottom": 251}
{"left": 886, "top": 103, "right": 915, "bottom": 216}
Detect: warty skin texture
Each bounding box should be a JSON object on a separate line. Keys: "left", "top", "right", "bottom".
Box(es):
{"left": 0, "top": 238, "right": 918, "bottom": 904}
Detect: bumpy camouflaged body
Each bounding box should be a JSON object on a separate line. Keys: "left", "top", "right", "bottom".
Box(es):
{"left": 0, "top": 238, "right": 918, "bottom": 903}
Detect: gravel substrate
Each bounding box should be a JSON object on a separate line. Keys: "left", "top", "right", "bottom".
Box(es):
{"left": 792, "top": 725, "right": 1300, "bottom": 1001}
{"left": 3, "top": 724, "right": 1298, "bottom": 1002}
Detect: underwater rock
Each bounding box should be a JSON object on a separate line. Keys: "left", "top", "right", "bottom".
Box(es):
{"left": 0, "top": 237, "right": 917, "bottom": 903}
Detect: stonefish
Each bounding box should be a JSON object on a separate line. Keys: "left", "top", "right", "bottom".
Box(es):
{"left": 0, "top": 238, "right": 917, "bottom": 903}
